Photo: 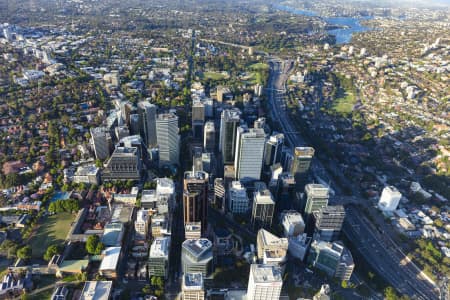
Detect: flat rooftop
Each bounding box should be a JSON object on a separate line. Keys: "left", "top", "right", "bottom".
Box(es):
{"left": 149, "top": 237, "right": 170, "bottom": 258}
{"left": 182, "top": 238, "right": 212, "bottom": 257}
{"left": 79, "top": 281, "right": 113, "bottom": 300}
{"left": 183, "top": 272, "right": 204, "bottom": 290}
{"left": 250, "top": 264, "right": 282, "bottom": 283}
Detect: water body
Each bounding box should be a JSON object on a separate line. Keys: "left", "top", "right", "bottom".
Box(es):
{"left": 275, "top": 4, "right": 372, "bottom": 44}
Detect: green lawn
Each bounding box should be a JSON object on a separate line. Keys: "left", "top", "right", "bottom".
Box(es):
{"left": 202, "top": 72, "right": 228, "bottom": 81}
{"left": 249, "top": 62, "right": 269, "bottom": 70}
{"left": 29, "top": 213, "right": 75, "bottom": 258}
{"left": 332, "top": 92, "right": 356, "bottom": 116}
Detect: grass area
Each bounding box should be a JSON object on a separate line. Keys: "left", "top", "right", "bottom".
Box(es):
{"left": 202, "top": 71, "right": 228, "bottom": 81}
{"left": 331, "top": 92, "right": 356, "bottom": 116}
{"left": 29, "top": 212, "right": 75, "bottom": 258}
{"left": 249, "top": 62, "right": 269, "bottom": 70}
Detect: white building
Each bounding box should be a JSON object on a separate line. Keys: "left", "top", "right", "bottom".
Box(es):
{"left": 182, "top": 273, "right": 205, "bottom": 300}
{"left": 228, "top": 181, "right": 249, "bottom": 214}
{"left": 256, "top": 229, "right": 288, "bottom": 268}
{"left": 135, "top": 209, "right": 149, "bottom": 239}
{"left": 378, "top": 186, "right": 402, "bottom": 212}
{"left": 148, "top": 237, "right": 170, "bottom": 279}
{"left": 281, "top": 210, "right": 305, "bottom": 237}
{"left": 156, "top": 113, "right": 180, "bottom": 166}
{"left": 73, "top": 164, "right": 100, "bottom": 185}
{"left": 80, "top": 281, "right": 113, "bottom": 300}
{"left": 99, "top": 247, "right": 121, "bottom": 279}
{"left": 247, "top": 264, "right": 283, "bottom": 300}
{"left": 234, "top": 126, "right": 266, "bottom": 182}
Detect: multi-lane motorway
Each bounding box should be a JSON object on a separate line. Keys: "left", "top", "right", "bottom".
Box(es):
{"left": 267, "top": 59, "right": 439, "bottom": 300}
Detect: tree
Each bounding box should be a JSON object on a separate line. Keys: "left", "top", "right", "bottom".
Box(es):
{"left": 384, "top": 286, "right": 398, "bottom": 300}
{"left": 142, "top": 284, "right": 152, "bottom": 295}
{"left": 17, "top": 246, "right": 32, "bottom": 260}
{"left": 0, "top": 240, "right": 18, "bottom": 258}
{"left": 44, "top": 245, "right": 61, "bottom": 261}
{"left": 85, "top": 235, "right": 104, "bottom": 255}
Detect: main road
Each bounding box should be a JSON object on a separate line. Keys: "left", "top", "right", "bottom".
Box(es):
{"left": 267, "top": 58, "right": 439, "bottom": 300}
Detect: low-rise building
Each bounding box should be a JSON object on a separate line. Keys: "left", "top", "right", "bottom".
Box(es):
{"left": 99, "top": 247, "right": 121, "bottom": 279}
{"left": 101, "top": 222, "right": 124, "bottom": 247}
{"left": 79, "top": 281, "right": 113, "bottom": 300}
{"left": 135, "top": 209, "right": 149, "bottom": 240}
{"left": 73, "top": 164, "right": 100, "bottom": 185}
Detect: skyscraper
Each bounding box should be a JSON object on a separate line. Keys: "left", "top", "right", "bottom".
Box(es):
{"left": 192, "top": 100, "right": 205, "bottom": 140}
{"left": 247, "top": 264, "right": 283, "bottom": 300}
{"left": 219, "top": 108, "right": 241, "bottom": 164}
{"left": 251, "top": 189, "right": 275, "bottom": 229}
{"left": 90, "top": 127, "right": 112, "bottom": 160}
{"left": 264, "top": 133, "right": 284, "bottom": 171}
{"left": 183, "top": 171, "right": 208, "bottom": 234}
{"left": 234, "top": 126, "right": 266, "bottom": 182}
{"left": 304, "top": 184, "right": 329, "bottom": 222}
{"left": 290, "top": 147, "right": 315, "bottom": 187}
{"left": 228, "top": 181, "right": 249, "bottom": 214}
{"left": 203, "top": 121, "right": 215, "bottom": 152}
{"left": 181, "top": 239, "right": 214, "bottom": 277}
{"left": 137, "top": 101, "right": 157, "bottom": 148}
{"left": 314, "top": 205, "right": 345, "bottom": 242}
{"left": 156, "top": 113, "right": 180, "bottom": 166}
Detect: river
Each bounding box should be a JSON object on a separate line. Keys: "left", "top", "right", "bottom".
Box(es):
{"left": 275, "top": 4, "right": 372, "bottom": 44}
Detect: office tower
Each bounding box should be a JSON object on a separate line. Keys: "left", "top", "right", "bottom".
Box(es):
{"left": 281, "top": 148, "right": 294, "bottom": 173}
{"left": 148, "top": 237, "right": 170, "bottom": 279}
{"left": 203, "top": 98, "right": 213, "bottom": 118}
{"left": 201, "top": 153, "right": 212, "bottom": 174}
{"left": 102, "top": 147, "right": 142, "bottom": 180}
{"left": 219, "top": 108, "right": 241, "bottom": 164}
{"left": 185, "top": 222, "right": 202, "bottom": 240}
{"left": 290, "top": 147, "right": 315, "bottom": 187}
{"left": 281, "top": 210, "right": 305, "bottom": 237}
{"left": 378, "top": 186, "right": 402, "bottom": 212}
{"left": 115, "top": 125, "right": 130, "bottom": 141}
{"left": 228, "top": 181, "right": 249, "bottom": 214}
{"left": 214, "top": 178, "right": 226, "bottom": 212}
{"left": 256, "top": 229, "right": 288, "bottom": 268}
{"left": 121, "top": 101, "right": 136, "bottom": 127}
{"left": 304, "top": 184, "right": 329, "bottom": 219}
{"left": 314, "top": 205, "right": 345, "bottom": 242}
{"left": 183, "top": 171, "right": 208, "bottom": 233}
{"left": 254, "top": 117, "right": 266, "bottom": 130}
{"left": 203, "top": 121, "right": 215, "bottom": 152}
{"left": 156, "top": 113, "right": 180, "bottom": 166}
{"left": 234, "top": 126, "right": 266, "bottom": 182}
{"left": 276, "top": 172, "right": 296, "bottom": 212}
{"left": 247, "top": 264, "right": 283, "bottom": 300}
{"left": 129, "top": 114, "right": 140, "bottom": 135}
{"left": 90, "top": 127, "right": 112, "bottom": 160}
{"left": 288, "top": 233, "right": 311, "bottom": 261}
{"left": 137, "top": 101, "right": 157, "bottom": 147}
{"left": 264, "top": 133, "right": 284, "bottom": 171}
{"left": 117, "top": 135, "right": 147, "bottom": 163}
{"left": 192, "top": 151, "right": 203, "bottom": 173}
{"left": 192, "top": 100, "right": 205, "bottom": 139}
{"left": 135, "top": 209, "right": 149, "bottom": 240}
{"left": 182, "top": 273, "right": 205, "bottom": 300}
{"left": 181, "top": 239, "right": 214, "bottom": 277}
{"left": 251, "top": 189, "right": 275, "bottom": 229}
{"left": 308, "top": 240, "right": 354, "bottom": 281}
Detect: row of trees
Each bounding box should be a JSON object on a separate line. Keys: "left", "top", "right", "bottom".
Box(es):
{"left": 48, "top": 199, "right": 80, "bottom": 214}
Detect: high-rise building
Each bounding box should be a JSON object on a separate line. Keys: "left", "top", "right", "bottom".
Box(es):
{"left": 181, "top": 239, "right": 214, "bottom": 277}
{"left": 254, "top": 117, "right": 266, "bottom": 130}
{"left": 281, "top": 210, "right": 305, "bottom": 237}
{"left": 129, "top": 114, "right": 140, "bottom": 135}
{"left": 314, "top": 205, "right": 345, "bottom": 242}
{"left": 308, "top": 240, "right": 354, "bottom": 281}
{"left": 203, "top": 121, "right": 216, "bottom": 152}
{"left": 234, "top": 126, "right": 266, "bottom": 182}
{"left": 247, "top": 264, "right": 283, "bottom": 300}
{"left": 182, "top": 273, "right": 205, "bottom": 300}
{"left": 135, "top": 209, "right": 149, "bottom": 240}
{"left": 256, "top": 229, "right": 288, "bottom": 267}
{"left": 183, "top": 171, "right": 208, "bottom": 233}
{"left": 137, "top": 101, "right": 157, "bottom": 148}
{"left": 156, "top": 113, "right": 180, "bottom": 166}
{"left": 90, "top": 127, "right": 112, "bottom": 160}
{"left": 185, "top": 222, "right": 202, "bottom": 240}
{"left": 290, "top": 147, "right": 315, "bottom": 187}
{"left": 288, "top": 233, "right": 311, "bottom": 261}
{"left": 378, "top": 186, "right": 402, "bottom": 212}
{"left": 228, "top": 181, "right": 249, "bottom": 214}
{"left": 192, "top": 100, "right": 205, "bottom": 139}
{"left": 219, "top": 108, "right": 241, "bottom": 164}
{"left": 264, "top": 133, "right": 284, "bottom": 170}
{"left": 214, "top": 178, "right": 226, "bottom": 212}
{"left": 121, "top": 101, "right": 136, "bottom": 127}
{"left": 304, "top": 184, "right": 329, "bottom": 219}
{"left": 275, "top": 172, "right": 296, "bottom": 212}
{"left": 148, "top": 237, "right": 170, "bottom": 279}
{"left": 251, "top": 189, "right": 275, "bottom": 229}
{"left": 102, "top": 147, "right": 142, "bottom": 181}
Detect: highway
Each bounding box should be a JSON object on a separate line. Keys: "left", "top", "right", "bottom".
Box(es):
{"left": 267, "top": 59, "right": 439, "bottom": 300}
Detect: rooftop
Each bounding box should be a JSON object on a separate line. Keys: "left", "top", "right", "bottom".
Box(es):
{"left": 182, "top": 272, "right": 204, "bottom": 290}
{"left": 79, "top": 281, "right": 113, "bottom": 300}
{"left": 149, "top": 237, "right": 170, "bottom": 258}
{"left": 294, "top": 146, "right": 315, "bottom": 157}
{"left": 254, "top": 189, "right": 275, "bottom": 205}
{"left": 182, "top": 238, "right": 212, "bottom": 258}
{"left": 250, "top": 264, "right": 283, "bottom": 283}
{"left": 99, "top": 247, "right": 121, "bottom": 271}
